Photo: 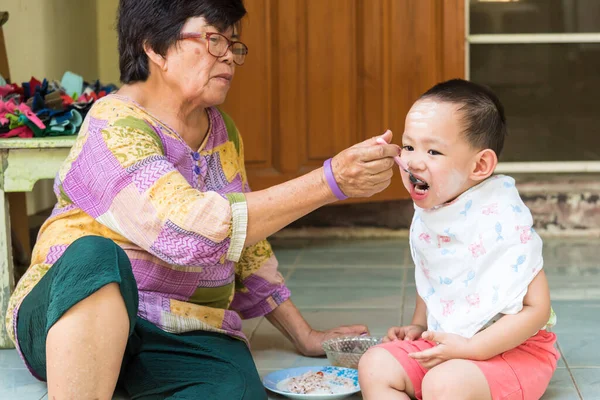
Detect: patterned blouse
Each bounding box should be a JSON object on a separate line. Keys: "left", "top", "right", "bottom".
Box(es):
{"left": 5, "top": 94, "right": 290, "bottom": 345}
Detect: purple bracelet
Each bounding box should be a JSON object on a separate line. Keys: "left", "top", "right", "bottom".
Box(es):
{"left": 323, "top": 158, "right": 348, "bottom": 201}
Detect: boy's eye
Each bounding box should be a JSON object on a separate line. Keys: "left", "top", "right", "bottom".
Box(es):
{"left": 428, "top": 149, "right": 442, "bottom": 156}
{"left": 402, "top": 145, "right": 414, "bottom": 151}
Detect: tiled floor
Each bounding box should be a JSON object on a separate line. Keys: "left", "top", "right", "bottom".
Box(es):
{"left": 1, "top": 237, "right": 598, "bottom": 399}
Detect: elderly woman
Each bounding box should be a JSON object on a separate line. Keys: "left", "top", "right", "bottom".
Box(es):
{"left": 5, "top": 0, "right": 399, "bottom": 399}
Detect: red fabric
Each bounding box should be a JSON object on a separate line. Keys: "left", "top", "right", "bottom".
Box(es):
{"left": 0, "top": 126, "right": 34, "bottom": 138}
{"left": 27, "top": 77, "right": 42, "bottom": 97}
{"left": 61, "top": 94, "right": 74, "bottom": 106}
{"left": 377, "top": 330, "right": 559, "bottom": 400}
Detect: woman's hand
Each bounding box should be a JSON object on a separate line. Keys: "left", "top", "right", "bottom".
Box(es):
{"left": 407, "top": 331, "right": 472, "bottom": 369}
{"left": 265, "top": 300, "right": 369, "bottom": 357}
{"left": 298, "top": 325, "right": 370, "bottom": 357}
{"left": 382, "top": 325, "right": 427, "bottom": 343}
{"left": 330, "top": 130, "right": 400, "bottom": 198}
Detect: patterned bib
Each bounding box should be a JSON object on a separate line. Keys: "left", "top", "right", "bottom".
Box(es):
{"left": 410, "top": 175, "right": 544, "bottom": 338}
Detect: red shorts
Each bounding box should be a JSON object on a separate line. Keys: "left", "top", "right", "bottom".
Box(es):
{"left": 377, "top": 330, "right": 560, "bottom": 400}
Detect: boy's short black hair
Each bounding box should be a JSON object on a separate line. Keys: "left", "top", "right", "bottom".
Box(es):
{"left": 118, "top": 0, "right": 247, "bottom": 84}
{"left": 420, "top": 79, "right": 507, "bottom": 157}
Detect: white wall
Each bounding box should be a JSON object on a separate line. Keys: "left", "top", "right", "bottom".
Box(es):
{"left": 96, "top": 0, "right": 120, "bottom": 85}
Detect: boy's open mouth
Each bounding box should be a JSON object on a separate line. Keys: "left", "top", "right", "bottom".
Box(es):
{"left": 413, "top": 179, "right": 430, "bottom": 195}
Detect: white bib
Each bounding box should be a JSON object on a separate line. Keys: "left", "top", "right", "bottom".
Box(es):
{"left": 409, "top": 175, "right": 543, "bottom": 338}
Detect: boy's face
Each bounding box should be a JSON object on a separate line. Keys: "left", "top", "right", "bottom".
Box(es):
{"left": 400, "top": 99, "right": 480, "bottom": 209}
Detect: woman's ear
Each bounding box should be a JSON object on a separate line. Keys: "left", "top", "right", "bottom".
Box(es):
{"left": 143, "top": 42, "right": 168, "bottom": 71}
{"left": 470, "top": 149, "right": 498, "bottom": 182}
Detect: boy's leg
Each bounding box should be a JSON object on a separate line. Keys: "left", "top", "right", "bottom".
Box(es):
{"left": 359, "top": 347, "right": 416, "bottom": 400}
{"left": 359, "top": 339, "right": 438, "bottom": 400}
{"left": 422, "top": 360, "right": 492, "bottom": 400}
{"left": 422, "top": 331, "right": 559, "bottom": 400}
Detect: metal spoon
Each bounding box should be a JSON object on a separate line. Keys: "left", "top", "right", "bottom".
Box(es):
{"left": 375, "top": 138, "right": 426, "bottom": 185}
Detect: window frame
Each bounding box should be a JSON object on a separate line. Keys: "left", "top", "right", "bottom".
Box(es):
{"left": 465, "top": 0, "right": 600, "bottom": 173}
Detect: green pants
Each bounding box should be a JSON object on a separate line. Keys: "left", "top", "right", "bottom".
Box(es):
{"left": 17, "top": 236, "right": 266, "bottom": 400}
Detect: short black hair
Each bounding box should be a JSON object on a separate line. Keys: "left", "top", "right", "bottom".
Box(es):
{"left": 420, "top": 79, "right": 507, "bottom": 157}
{"left": 118, "top": 0, "right": 247, "bottom": 83}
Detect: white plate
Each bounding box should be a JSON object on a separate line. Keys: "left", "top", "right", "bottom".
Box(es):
{"left": 263, "top": 366, "right": 360, "bottom": 400}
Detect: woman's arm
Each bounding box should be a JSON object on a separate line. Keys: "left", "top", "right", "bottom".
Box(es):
{"left": 63, "top": 103, "right": 397, "bottom": 267}
{"left": 243, "top": 131, "right": 399, "bottom": 246}
{"left": 266, "top": 299, "right": 368, "bottom": 356}
{"left": 466, "top": 270, "right": 552, "bottom": 361}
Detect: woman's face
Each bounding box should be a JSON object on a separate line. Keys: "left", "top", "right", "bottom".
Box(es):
{"left": 160, "top": 17, "right": 238, "bottom": 107}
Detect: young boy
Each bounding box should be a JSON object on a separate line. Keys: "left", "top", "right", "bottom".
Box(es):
{"left": 358, "top": 79, "right": 559, "bottom": 400}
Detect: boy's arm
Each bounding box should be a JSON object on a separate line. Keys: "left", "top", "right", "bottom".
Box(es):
{"left": 408, "top": 271, "right": 551, "bottom": 368}
{"left": 467, "top": 270, "right": 551, "bottom": 361}
{"left": 411, "top": 293, "right": 428, "bottom": 328}
{"left": 383, "top": 292, "right": 429, "bottom": 342}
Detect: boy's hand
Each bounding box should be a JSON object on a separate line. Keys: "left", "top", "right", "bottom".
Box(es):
{"left": 407, "top": 331, "right": 472, "bottom": 369}
{"left": 382, "top": 325, "right": 427, "bottom": 343}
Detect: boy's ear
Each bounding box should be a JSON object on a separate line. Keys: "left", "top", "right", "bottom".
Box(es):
{"left": 470, "top": 149, "right": 498, "bottom": 182}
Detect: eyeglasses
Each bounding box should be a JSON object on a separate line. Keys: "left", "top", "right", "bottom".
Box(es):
{"left": 179, "top": 32, "right": 248, "bottom": 66}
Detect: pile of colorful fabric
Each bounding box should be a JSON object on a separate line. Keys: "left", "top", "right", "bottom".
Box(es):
{"left": 0, "top": 71, "right": 118, "bottom": 139}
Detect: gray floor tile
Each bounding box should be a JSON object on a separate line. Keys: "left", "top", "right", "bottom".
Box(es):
{"left": 250, "top": 318, "right": 303, "bottom": 370}
{"left": 552, "top": 301, "right": 600, "bottom": 335}
{"left": 297, "top": 249, "right": 406, "bottom": 268}
{"left": 242, "top": 317, "right": 264, "bottom": 341}
{"left": 273, "top": 250, "right": 302, "bottom": 269}
{"left": 251, "top": 340, "right": 303, "bottom": 370}
{"left": 557, "top": 333, "right": 600, "bottom": 368}
{"left": 548, "top": 284, "right": 600, "bottom": 301}
{"left": 553, "top": 301, "right": 600, "bottom": 367}
{"left": 271, "top": 238, "right": 307, "bottom": 270}
{"left": 545, "top": 264, "right": 600, "bottom": 279}
{"left": 42, "top": 388, "right": 132, "bottom": 399}
{"left": 288, "top": 309, "right": 401, "bottom": 337}
{"left": 288, "top": 286, "right": 403, "bottom": 309}
{"left": 0, "top": 369, "right": 47, "bottom": 400}
{"left": 541, "top": 369, "right": 581, "bottom": 399}
{"left": 2, "top": 370, "right": 129, "bottom": 400}
{"left": 0, "top": 349, "right": 26, "bottom": 369}
{"left": 405, "top": 271, "right": 417, "bottom": 285}
{"left": 571, "top": 368, "right": 600, "bottom": 400}
{"left": 544, "top": 266, "right": 600, "bottom": 301}
{"left": 302, "top": 238, "right": 407, "bottom": 253}
{"left": 270, "top": 238, "right": 312, "bottom": 250}
{"left": 286, "top": 267, "right": 406, "bottom": 288}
